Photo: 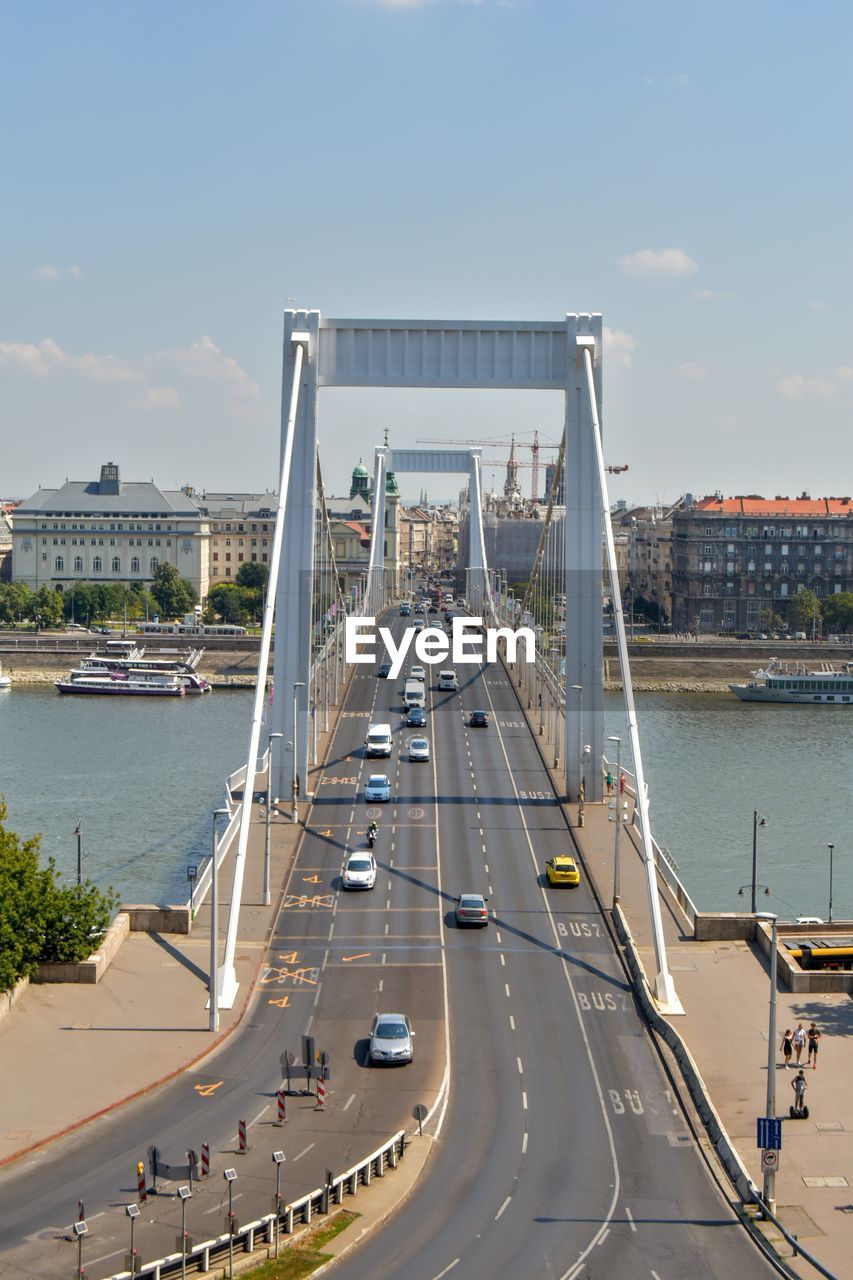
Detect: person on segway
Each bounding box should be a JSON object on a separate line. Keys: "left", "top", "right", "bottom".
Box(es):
{"left": 790, "top": 1069, "right": 808, "bottom": 1117}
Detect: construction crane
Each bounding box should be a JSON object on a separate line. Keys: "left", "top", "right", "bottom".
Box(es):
{"left": 417, "top": 432, "right": 559, "bottom": 502}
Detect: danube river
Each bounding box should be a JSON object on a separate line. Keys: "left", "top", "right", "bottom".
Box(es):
{"left": 0, "top": 686, "right": 849, "bottom": 919}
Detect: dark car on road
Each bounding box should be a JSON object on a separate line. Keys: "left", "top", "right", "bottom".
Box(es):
{"left": 406, "top": 707, "right": 427, "bottom": 727}
{"left": 469, "top": 710, "right": 489, "bottom": 728}
{"left": 377, "top": 662, "right": 392, "bottom": 678}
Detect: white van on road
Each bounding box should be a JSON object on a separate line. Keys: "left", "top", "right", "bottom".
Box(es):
{"left": 403, "top": 679, "right": 426, "bottom": 709}
{"left": 365, "top": 723, "right": 393, "bottom": 757}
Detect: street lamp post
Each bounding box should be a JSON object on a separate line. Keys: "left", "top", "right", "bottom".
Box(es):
{"left": 223, "top": 1169, "right": 237, "bottom": 1279}
{"left": 550, "top": 648, "right": 560, "bottom": 767}
{"left": 292, "top": 682, "right": 306, "bottom": 824}
{"left": 75, "top": 818, "right": 83, "bottom": 888}
{"left": 177, "top": 1185, "right": 191, "bottom": 1280}
{"left": 272, "top": 1150, "right": 286, "bottom": 1258}
{"left": 263, "top": 733, "right": 283, "bottom": 907}
{"left": 125, "top": 1203, "right": 139, "bottom": 1276}
{"left": 756, "top": 911, "right": 778, "bottom": 1217}
{"left": 209, "top": 807, "right": 230, "bottom": 1033}
{"left": 571, "top": 685, "right": 585, "bottom": 826}
{"left": 828, "top": 842, "right": 835, "bottom": 924}
{"left": 607, "top": 735, "right": 626, "bottom": 907}
{"left": 751, "top": 811, "right": 766, "bottom": 913}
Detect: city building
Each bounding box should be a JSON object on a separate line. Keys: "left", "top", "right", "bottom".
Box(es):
{"left": 671, "top": 493, "right": 853, "bottom": 633}
{"left": 326, "top": 460, "right": 401, "bottom": 600}
{"left": 11, "top": 462, "right": 209, "bottom": 599}
{"left": 611, "top": 501, "right": 680, "bottom": 625}
{"left": 189, "top": 490, "right": 276, "bottom": 581}
{"left": 0, "top": 504, "right": 14, "bottom": 582}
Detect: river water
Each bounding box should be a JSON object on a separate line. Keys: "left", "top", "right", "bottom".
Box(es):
{"left": 0, "top": 686, "right": 849, "bottom": 920}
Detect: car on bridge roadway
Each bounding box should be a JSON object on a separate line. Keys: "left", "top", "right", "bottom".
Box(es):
{"left": 342, "top": 851, "right": 377, "bottom": 890}
{"left": 406, "top": 706, "right": 427, "bottom": 727}
{"left": 407, "top": 736, "right": 430, "bottom": 761}
{"left": 369, "top": 1013, "right": 415, "bottom": 1065}
{"left": 399, "top": 603, "right": 411, "bottom": 616}
{"left": 365, "top": 774, "right": 391, "bottom": 802}
{"left": 454, "top": 893, "right": 489, "bottom": 927}
{"left": 546, "top": 855, "right": 581, "bottom": 887}
{"left": 409, "top": 665, "right": 426, "bottom": 682}
{"left": 469, "top": 709, "right": 489, "bottom": 728}
{"left": 377, "top": 662, "right": 392, "bottom": 678}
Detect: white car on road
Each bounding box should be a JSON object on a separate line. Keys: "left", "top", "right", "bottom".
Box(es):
{"left": 342, "top": 851, "right": 377, "bottom": 890}
{"left": 407, "top": 736, "right": 430, "bottom": 762}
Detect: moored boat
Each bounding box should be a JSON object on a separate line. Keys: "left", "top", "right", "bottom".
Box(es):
{"left": 55, "top": 669, "right": 186, "bottom": 697}
{"left": 729, "top": 659, "right": 853, "bottom": 705}
{"left": 0, "top": 661, "right": 11, "bottom": 690}
{"left": 80, "top": 646, "right": 210, "bottom": 693}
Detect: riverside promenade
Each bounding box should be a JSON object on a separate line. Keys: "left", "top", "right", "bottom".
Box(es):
{"left": 0, "top": 665, "right": 850, "bottom": 1279}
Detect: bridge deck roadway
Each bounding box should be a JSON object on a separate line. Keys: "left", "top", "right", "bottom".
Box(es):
{"left": 0, "top": 619, "right": 848, "bottom": 1279}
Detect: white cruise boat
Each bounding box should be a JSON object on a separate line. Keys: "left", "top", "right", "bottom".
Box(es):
{"left": 729, "top": 659, "right": 853, "bottom": 705}
{"left": 55, "top": 669, "right": 186, "bottom": 697}
{"left": 0, "top": 661, "right": 11, "bottom": 690}
{"left": 80, "top": 646, "right": 210, "bottom": 693}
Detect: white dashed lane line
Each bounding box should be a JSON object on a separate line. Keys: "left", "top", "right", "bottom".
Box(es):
{"left": 495, "top": 1196, "right": 512, "bottom": 1221}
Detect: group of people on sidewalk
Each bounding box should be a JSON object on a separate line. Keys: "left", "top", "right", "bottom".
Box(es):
{"left": 780, "top": 1021, "right": 821, "bottom": 1069}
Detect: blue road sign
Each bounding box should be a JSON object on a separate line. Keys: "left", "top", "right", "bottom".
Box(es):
{"left": 757, "top": 1117, "right": 782, "bottom": 1150}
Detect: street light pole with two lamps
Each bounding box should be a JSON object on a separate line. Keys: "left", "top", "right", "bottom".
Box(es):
{"left": 755, "top": 911, "right": 779, "bottom": 1218}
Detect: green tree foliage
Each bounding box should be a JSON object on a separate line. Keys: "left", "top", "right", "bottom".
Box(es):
{"left": 823, "top": 592, "right": 853, "bottom": 634}
{"left": 786, "top": 588, "right": 822, "bottom": 633}
{"left": 0, "top": 801, "right": 118, "bottom": 992}
{"left": 0, "top": 582, "right": 33, "bottom": 626}
{"left": 235, "top": 562, "right": 269, "bottom": 590}
{"left": 150, "top": 563, "right": 197, "bottom": 618}
{"left": 33, "top": 585, "right": 64, "bottom": 628}
{"left": 208, "top": 583, "right": 250, "bottom": 625}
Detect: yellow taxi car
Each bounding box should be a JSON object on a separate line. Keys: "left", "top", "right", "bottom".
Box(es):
{"left": 545, "top": 855, "right": 581, "bottom": 887}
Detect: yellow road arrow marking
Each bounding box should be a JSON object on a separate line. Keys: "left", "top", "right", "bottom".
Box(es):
{"left": 302, "top": 874, "right": 321, "bottom": 884}
{"left": 268, "top": 996, "right": 290, "bottom": 1008}
{"left": 277, "top": 951, "right": 300, "bottom": 963}
{"left": 342, "top": 952, "right": 372, "bottom": 962}
{"left": 194, "top": 1081, "right": 224, "bottom": 1097}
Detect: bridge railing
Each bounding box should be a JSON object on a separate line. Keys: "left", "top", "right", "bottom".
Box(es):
{"left": 106, "top": 1130, "right": 408, "bottom": 1280}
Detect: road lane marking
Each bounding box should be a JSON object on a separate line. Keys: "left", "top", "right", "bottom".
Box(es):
{"left": 293, "top": 1143, "right": 315, "bottom": 1162}
{"left": 625, "top": 1206, "right": 636, "bottom": 1232}
{"left": 522, "top": 1131, "right": 528, "bottom": 1154}
{"left": 517, "top": 1056, "right": 524, "bottom": 1075}
{"left": 597, "top": 1228, "right": 609, "bottom": 1246}
{"left": 86, "top": 1250, "right": 124, "bottom": 1267}
{"left": 342, "top": 1093, "right": 356, "bottom": 1112}
{"left": 505, "top": 984, "right": 511, "bottom": 997}
{"left": 522, "top": 1091, "right": 528, "bottom": 1110}
{"left": 500, "top": 954, "right": 506, "bottom": 966}
{"left": 250, "top": 1105, "right": 269, "bottom": 1127}
{"left": 205, "top": 1192, "right": 242, "bottom": 1214}
{"left": 495, "top": 1196, "right": 512, "bottom": 1220}
{"left": 509, "top": 1014, "right": 515, "bottom": 1030}
{"left": 431, "top": 1262, "right": 459, "bottom": 1280}
{"left": 484, "top": 862, "right": 489, "bottom": 873}
{"left": 342, "top": 953, "right": 372, "bottom": 962}
{"left": 194, "top": 1081, "right": 224, "bottom": 1097}
{"left": 495, "top": 930, "right": 502, "bottom": 943}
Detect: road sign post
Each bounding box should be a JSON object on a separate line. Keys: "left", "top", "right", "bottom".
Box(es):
{"left": 757, "top": 1116, "right": 782, "bottom": 1150}
{"left": 761, "top": 1148, "right": 781, "bottom": 1174}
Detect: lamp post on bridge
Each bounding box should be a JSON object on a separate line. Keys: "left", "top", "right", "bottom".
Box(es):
{"left": 292, "top": 682, "right": 306, "bottom": 823}
{"left": 571, "top": 684, "right": 585, "bottom": 826}
{"left": 755, "top": 910, "right": 779, "bottom": 1218}
{"left": 607, "top": 735, "right": 628, "bottom": 907}
{"left": 738, "top": 811, "right": 769, "bottom": 912}
{"left": 828, "top": 842, "right": 835, "bottom": 924}
{"left": 261, "top": 732, "right": 283, "bottom": 907}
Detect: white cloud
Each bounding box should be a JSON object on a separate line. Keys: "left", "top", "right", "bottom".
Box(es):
{"left": 618, "top": 248, "right": 698, "bottom": 278}
{"left": 31, "top": 264, "right": 81, "bottom": 282}
{"left": 675, "top": 361, "right": 708, "bottom": 381}
{"left": 156, "top": 335, "right": 260, "bottom": 400}
{"left": 807, "top": 300, "right": 826, "bottom": 311}
{"left": 0, "top": 337, "right": 138, "bottom": 381}
{"left": 777, "top": 374, "right": 835, "bottom": 400}
{"left": 143, "top": 386, "right": 181, "bottom": 411}
{"left": 836, "top": 366, "right": 853, "bottom": 381}
{"left": 603, "top": 326, "right": 635, "bottom": 369}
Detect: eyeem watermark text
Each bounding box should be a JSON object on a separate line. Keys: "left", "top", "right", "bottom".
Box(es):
{"left": 345, "top": 616, "right": 535, "bottom": 679}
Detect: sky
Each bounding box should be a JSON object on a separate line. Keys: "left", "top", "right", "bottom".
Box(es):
{"left": 2, "top": 0, "right": 851, "bottom": 509}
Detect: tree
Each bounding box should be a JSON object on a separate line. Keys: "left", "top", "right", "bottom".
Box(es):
{"left": 31, "top": 586, "right": 63, "bottom": 629}
{"left": 0, "top": 801, "right": 118, "bottom": 992}
{"left": 786, "top": 588, "right": 822, "bottom": 635}
{"left": 236, "top": 562, "right": 269, "bottom": 590}
{"left": 0, "top": 582, "right": 32, "bottom": 626}
{"left": 150, "top": 563, "right": 197, "bottom": 618}
{"left": 823, "top": 592, "right": 853, "bottom": 634}
{"left": 208, "top": 583, "right": 250, "bottom": 625}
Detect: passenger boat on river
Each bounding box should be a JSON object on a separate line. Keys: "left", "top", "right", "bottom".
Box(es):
{"left": 729, "top": 659, "right": 853, "bottom": 705}
{"left": 55, "top": 669, "right": 186, "bottom": 697}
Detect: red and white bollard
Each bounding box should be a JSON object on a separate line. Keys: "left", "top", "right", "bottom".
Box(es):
{"left": 238, "top": 1119, "right": 248, "bottom": 1152}
{"left": 136, "top": 1161, "right": 147, "bottom": 1204}
{"left": 276, "top": 1090, "right": 287, "bottom": 1125}
{"left": 316, "top": 1079, "right": 326, "bottom": 1110}
{"left": 200, "top": 1142, "right": 210, "bottom": 1178}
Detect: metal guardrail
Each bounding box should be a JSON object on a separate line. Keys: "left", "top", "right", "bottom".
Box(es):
{"left": 108, "top": 1130, "right": 408, "bottom": 1279}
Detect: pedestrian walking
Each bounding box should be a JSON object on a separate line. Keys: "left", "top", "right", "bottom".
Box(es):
{"left": 605, "top": 770, "right": 614, "bottom": 796}
{"left": 791, "top": 1069, "right": 808, "bottom": 1114}
{"left": 619, "top": 772, "right": 627, "bottom": 796}
{"left": 807, "top": 1022, "right": 821, "bottom": 1069}
{"left": 792, "top": 1023, "right": 807, "bottom": 1065}
{"left": 780, "top": 1028, "right": 793, "bottom": 1069}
